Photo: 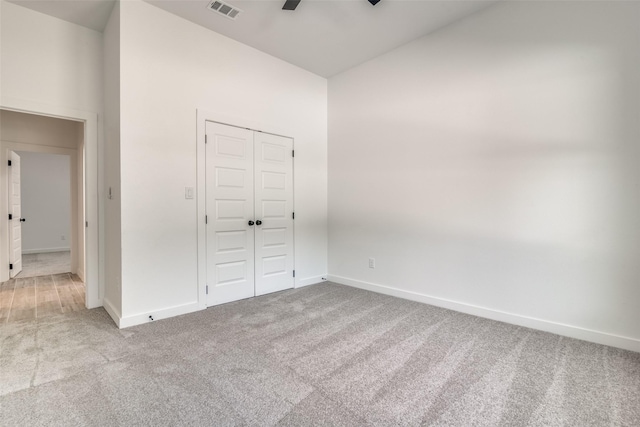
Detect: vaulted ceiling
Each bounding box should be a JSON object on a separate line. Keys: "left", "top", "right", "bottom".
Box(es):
{"left": 6, "top": 0, "right": 500, "bottom": 77}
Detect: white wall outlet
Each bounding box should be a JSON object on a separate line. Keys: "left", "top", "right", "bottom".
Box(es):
{"left": 369, "top": 258, "right": 375, "bottom": 268}
{"left": 185, "top": 187, "right": 195, "bottom": 199}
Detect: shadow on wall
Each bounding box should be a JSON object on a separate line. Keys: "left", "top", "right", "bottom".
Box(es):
{"left": 328, "top": 1, "right": 640, "bottom": 339}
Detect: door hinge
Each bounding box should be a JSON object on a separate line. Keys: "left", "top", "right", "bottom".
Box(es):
{"left": 205, "top": 135, "right": 208, "bottom": 144}
{"left": 205, "top": 215, "right": 208, "bottom": 224}
{"left": 8, "top": 160, "right": 12, "bottom": 166}
{"left": 206, "top": 285, "right": 209, "bottom": 294}
{"left": 292, "top": 150, "right": 294, "bottom": 158}
{"left": 8, "top": 214, "right": 12, "bottom": 220}
{"left": 293, "top": 270, "right": 295, "bottom": 278}
{"left": 86, "top": 221, "right": 88, "bottom": 228}
{"left": 292, "top": 212, "right": 295, "bottom": 220}
{"left": 9, "top": 264, "right": 13, "bottom": 270}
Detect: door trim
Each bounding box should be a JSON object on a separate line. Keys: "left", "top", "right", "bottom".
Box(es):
{"left": 0, "top": 97, "right": 101, "bottom": 309}
{"left": 196, "top": 109, "right": 296, "bottom": 308}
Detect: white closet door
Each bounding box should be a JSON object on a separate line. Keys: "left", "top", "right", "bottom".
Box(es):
{"left": 8, "top": 151, "right": 23, "bottom": 278}
{"left": 254, "top": 132, "right": 294, "bottom": 296}
{"left": 206, "top": 122, "right": 255, "bottom": 306}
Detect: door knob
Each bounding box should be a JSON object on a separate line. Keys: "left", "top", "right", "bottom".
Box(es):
{"left": 256, "top": 220, "right": 262, "bottom": 226}
{"left": 248, "top": 220, "right": 254, "bottom": 226}
{"left": 20, "top": 218, "right": 26, "bottom": 222}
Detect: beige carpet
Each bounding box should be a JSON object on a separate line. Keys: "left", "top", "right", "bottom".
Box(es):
{"left": 1, "top": 282, "right": 639, "bottom": 426}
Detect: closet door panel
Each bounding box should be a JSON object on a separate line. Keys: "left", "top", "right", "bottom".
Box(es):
{"left": 254, "top": 133, "right": 294, "bottom": 296}
{"left": 206, "top": 122, "right": 255, "bottom": 306}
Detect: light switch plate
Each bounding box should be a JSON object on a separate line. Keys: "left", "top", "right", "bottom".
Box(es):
{"left": 185, "top": 187, "right": 194, "bottom": 199}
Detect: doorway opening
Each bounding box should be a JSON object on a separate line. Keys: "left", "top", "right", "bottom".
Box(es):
{"left": 1, "top": 109, "right": 93, "bottom": 320}
{"left": 17, "top": 151, "right": 73, "bottom": 278}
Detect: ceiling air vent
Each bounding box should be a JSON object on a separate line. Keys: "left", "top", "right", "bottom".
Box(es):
{"left": 207, "top": 0, "right": 242, "bottom": 20}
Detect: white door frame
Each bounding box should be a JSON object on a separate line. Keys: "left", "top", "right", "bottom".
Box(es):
{"left": 0, "top": 98, "right": 102, "bottom": 308}
{"left": 196, "top": 109, "right": 296, "bottom": 309}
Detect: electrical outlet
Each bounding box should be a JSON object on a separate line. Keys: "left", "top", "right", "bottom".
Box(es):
{"left": 61, "top": 235, "right": 66, "bottom": 241}
{"left": 369, "top": 258, "right": 375, "bottom": 268}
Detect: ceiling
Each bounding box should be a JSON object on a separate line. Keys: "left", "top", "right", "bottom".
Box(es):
{"left": 7, "top": 0, "right": 500, "bottom": 77}
{"left": 6, "top": 0, "right": 116, "bottom": 32}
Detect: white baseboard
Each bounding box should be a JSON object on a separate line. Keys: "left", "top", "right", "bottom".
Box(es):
{"left": 296, "top": 275, "right": 327, "bottom": 289}
{"left": 102, "top": 297, "right": 121, "bottom": 328}
{"left": 118, "top": 301, "right": 201, "bottom": 329}
{"left": 86, "top": 296, "right": 103, "bottom": 310}
{"left": 22, "top": 247, "right": 70, "bottom": 255}
{"left": 328, "top": 275, "right": 640, "bottom": 353}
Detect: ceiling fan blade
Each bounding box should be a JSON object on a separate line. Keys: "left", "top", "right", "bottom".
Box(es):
{"left": 368, "top": 0, "right": 381, "bottom": 4}
{"left": 282, "top": 0, "right": 301, "bottom": 10}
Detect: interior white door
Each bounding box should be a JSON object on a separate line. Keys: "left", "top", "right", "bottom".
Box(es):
{"left": 205, "top": 122, "right": 295, "bottom": 306}
{"left": 8, "top": 151, "right": 23, "bottom": 278}
{"left": 206, "top": 122, "right": 255, "bottom": 305}
{"left": 254, "top": 132, "right": 294, "bottom": 296}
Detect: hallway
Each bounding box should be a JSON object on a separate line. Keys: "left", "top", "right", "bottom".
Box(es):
{"left": 0, "top": 272, "right": 85, "bottom": 323}
{"left": 18, "top": 251, "right": 71, "bottom": 279}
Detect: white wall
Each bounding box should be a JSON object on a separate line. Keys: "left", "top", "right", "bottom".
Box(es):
{"left": 18, "top": 152, "right": 71, "bottom": 253}
{"left": 117, "top": 1, "right": 327, "bottom": 324}
{"left": 0, "top": 1, "right": 103, "bottom": 113}
{"left": 0, "top": 0, "right": 104, "bottom": 306}
{"left": 328, "top": 1, "right": 640, "bottom": 351}
{"left": 75, "top": 120, "right": 86, "bottom": 281}
{"left": 103, "top": 1, "right": 122, "bottom": 319}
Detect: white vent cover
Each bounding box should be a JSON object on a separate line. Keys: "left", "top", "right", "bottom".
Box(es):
{"left": 207, "top": 0, "right": 242, "bottom": 20}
